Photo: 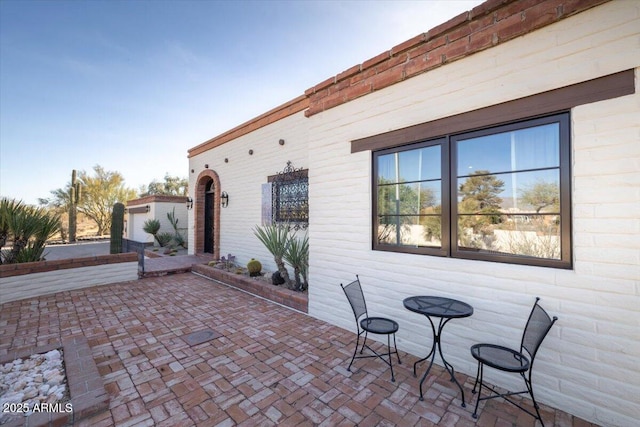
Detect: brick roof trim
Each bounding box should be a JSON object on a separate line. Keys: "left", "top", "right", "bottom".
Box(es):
{"left": 303, "top": 0, "right": 610, "bottom": 117}
{"left": 187, "top": 0, "right": 609, "bottom": 154}
{"left": 188, "top": 95, "right": 309, "bottom": 158}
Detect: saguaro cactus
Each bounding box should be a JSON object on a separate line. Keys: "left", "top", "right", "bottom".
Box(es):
{"left": 110, "top": 202, "right": 125, "bottom": 254}
{"left": 68, "top": 170, "right": 81, "bottom": 242}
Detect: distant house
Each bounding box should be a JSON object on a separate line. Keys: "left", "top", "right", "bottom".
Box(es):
{"left": 187, "top": 1, "right": 639, "bottom": 425}
{"left": 125, "top": 195, "right": 188, "bottom": 246}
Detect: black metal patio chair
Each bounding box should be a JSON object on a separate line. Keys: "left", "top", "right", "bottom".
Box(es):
{"left": 341, "top": 275, "right": 401, "bottom": 381}
{"left": 470, "top": 297, "right": 558, "bottom": 426}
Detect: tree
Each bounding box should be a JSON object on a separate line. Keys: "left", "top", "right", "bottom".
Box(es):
{"left": 458, "top": 170, "right": 505, "bottom": 238}
{"left": 139, "top": 174, "right": 188, "bottom": 197}
{"left": 42, "top": 165, "right": 137, "bottom": 236}
{"left": 521, "top": 180, "right": 559, "bottom": 213}
{"left": 78, "top": 166, "right": 137, "bottom": 235}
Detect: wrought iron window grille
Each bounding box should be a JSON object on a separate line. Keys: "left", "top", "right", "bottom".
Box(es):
{"left": 271, "top": 161, "right": 309, "bottom": 230}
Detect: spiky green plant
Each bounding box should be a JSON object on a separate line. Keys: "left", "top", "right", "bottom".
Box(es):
{"left": 253, "top": 223, "right": 291, "bottom": 286}
{"left": 0, "top": 198, "right": 60, "bottom": 264}
{"left": 284, "top": 231, "right": 309, "bottom": 291}
{"left": 143, "top": 218, "right": 162, "bottom": 246}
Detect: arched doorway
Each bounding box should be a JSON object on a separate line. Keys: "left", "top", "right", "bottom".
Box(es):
{"left": 195, "top": 170, "right": 221, "bottom": 259}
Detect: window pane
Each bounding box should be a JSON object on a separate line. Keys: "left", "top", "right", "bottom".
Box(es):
{"left": 377, "top": 217, "right": 398, "bottom": 245}
{"left": 399, "top": 146, "right": 441, "bottom": 182}
{"left": 378, "top": 184, "right": 399, "bottom": 215}
{"left": 458, "top": 214, "right": 561, "bottom": 259}
{"left": 378, "top": 153, "right": 397, "bottom": 182}
{"left": 398, "top": 183, "right": 441, "bottom": 215}
{"left": 399, "top": 216, "right": 440, "bottom": 247}
{"left": 457, "top": 123, "right": 559, "bottom": 176}
{"left": 513, "top": 170, "right": 560, "bottom": 214}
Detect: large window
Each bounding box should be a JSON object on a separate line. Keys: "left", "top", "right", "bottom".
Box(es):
{"left": 373, "top": 113, "right": 571, "bottom": 268}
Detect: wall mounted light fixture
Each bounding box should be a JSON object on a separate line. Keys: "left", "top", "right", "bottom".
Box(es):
{"left": 204, "top": 164, "right": 209, "bottom": 169}
{"left": 279, "top": 139, "right": 285, "bottom": 146}
{"left": 186, "top": 197, "right": 193, "bottom": 210}
{"left": 221, "top": 191, "right": 229, "bottom": 208}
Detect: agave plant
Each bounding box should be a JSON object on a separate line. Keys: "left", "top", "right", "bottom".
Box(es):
{"left": 253, "top": 223, "right": 291, "bottom": 286}
{"left": 284, "top": 230, "right": 309, "bottom": 292}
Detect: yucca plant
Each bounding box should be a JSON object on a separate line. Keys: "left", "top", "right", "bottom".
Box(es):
{"left": 143, "top": 218, "right": 162, "bottom": 246}
{"left": 284, "top": 231, "right": 309, "bottom": 291}
{"left": 253, "top": 223, "right": 291, "bottom": 286}
{"left": 0, "top": 198, "right": 60, "bottom": 264}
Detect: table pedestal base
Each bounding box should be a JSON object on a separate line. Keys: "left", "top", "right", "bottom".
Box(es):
{"left": 413, "top": 316, "right": 466, "bottom": 406}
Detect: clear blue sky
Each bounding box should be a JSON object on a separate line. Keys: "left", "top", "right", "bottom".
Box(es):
{"left": 1, "top": 0, "right": 482, "bottom": 205}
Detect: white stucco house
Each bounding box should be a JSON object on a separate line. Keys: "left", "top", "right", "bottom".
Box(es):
{"left": 125, "top": 195, "right": 189, "bottom": 247}
{"left": 186, "top": 1, "right": 639, "bottom": 425}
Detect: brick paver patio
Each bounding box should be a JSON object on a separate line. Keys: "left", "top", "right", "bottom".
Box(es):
{"left": 0, "top": 273, "right": 598, "bottom": 426}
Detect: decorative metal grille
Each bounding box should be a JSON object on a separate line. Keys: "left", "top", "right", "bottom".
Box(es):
{"left": 271, "top": 161, "right": 308, "bottom": 229}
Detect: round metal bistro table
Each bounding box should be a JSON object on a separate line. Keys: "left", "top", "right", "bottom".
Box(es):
{"left": 403, "top": 296, "right": 473, "bottom": 405}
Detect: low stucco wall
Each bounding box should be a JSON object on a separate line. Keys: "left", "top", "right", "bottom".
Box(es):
{"left": 0, "top": 252, "right": 139, "bottom": 304}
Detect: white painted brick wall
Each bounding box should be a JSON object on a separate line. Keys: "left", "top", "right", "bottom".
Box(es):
{"left": 0, "top": 263, "right": 139, "bottom": 304}
{"left": 188, "top": 112, "right": 308, "bottom": 272}
{"left": 305, "top": 3, "right": 639, "bottom": 426}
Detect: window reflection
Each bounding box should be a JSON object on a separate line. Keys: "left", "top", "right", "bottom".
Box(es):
{"left": 373, "top": 114, "right": 568, "bottom": 266}
{"left": 457, "top": 123, "right": 559, "bottom": 176}
{"left": 455, "top": 123, "right": 562, "bottom": 259}
{"left": 376, "top": 144, "right": 442, "bottom": 248}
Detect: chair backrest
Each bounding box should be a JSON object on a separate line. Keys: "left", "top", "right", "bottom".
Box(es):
{"left": 520, "top": 298, "right": 558, "bottom": 366}
{"left": 341, "top": 275, "right": 368, "bottom": 322}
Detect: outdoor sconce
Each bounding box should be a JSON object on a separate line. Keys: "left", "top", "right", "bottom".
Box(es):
{"left": 186, "top": 197, "right": 193, "bottom": 210}
{"left": 204, "top": 164, "right": 209, "bottom": 169}
{"left": 221, "top": 191, "right": 229, "bottom": 208}
{"left": 145, "top": 205, "right": 150, "bottom": 213}
{"left": 279, "top": 139, "right": 285, "bottom": 146}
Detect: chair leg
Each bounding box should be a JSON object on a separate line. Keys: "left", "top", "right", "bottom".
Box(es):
{"left": 348, "top": 332, "right": 361, "bottom": 372}
{"left": 524, "top": 373, "right": 545, "bottom": 427}
{"left": 387, "top": 334, "right": 395, "bottom": 382}
{"left": 472, "top": 360, "right": 481, "bottom": 394}
{"left": 360, "top": 331, "right": 369, "bottom": 354}
{"left": 393, "top": 333, "right": 401, "bottom": 364}
{"left": 472, "top": 362, "right": 484, "bottom": 419}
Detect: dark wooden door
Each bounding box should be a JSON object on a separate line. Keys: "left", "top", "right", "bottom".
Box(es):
{"left": 204, "top": 190, "right": 214, "bottom": 253}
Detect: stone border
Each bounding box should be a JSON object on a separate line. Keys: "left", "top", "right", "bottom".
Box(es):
{"left": 0, "top": 337, "right": 108, "bottom": 427}
{"left": 192, "top": 264, "right": 308, "bottom": 313}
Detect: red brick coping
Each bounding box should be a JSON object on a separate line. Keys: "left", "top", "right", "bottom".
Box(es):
{"left": 192, "top": 264, "right": 308, "bottom": 314}
{"left": 0, "top": 253, "right": 138, "bottom": 278}
{"left": 0, "top": 337, "right": 108, "bottom": 427}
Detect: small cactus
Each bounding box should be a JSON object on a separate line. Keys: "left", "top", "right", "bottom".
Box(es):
{"left": 247, "top": 258, "right": 262, "bottom": 277}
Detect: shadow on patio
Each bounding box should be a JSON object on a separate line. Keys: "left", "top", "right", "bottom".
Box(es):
{"left": 0, "top": 273, "right": 597, "bottom": 426}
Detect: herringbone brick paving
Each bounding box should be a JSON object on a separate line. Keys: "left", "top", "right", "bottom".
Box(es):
{"left": 0, "top": 273, "right": 599, "bottom": 426}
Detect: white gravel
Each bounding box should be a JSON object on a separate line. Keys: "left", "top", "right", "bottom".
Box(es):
{"left": 0, "top": 349, "right": 68, "bottom": 423}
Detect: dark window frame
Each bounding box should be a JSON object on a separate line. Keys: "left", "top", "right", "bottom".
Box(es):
{"left": 372, "top": 112, "right": 572, "bottom": 269}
